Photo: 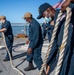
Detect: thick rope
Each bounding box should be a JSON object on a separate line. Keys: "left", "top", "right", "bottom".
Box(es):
{"left": 38, "top": 10, "right": 63, "bottom": 75}
{"left": 55, "top": 7, "right": 72, "bottom": 75}
{"left": 2, "top": 32, "right": 24, "bottom": 75}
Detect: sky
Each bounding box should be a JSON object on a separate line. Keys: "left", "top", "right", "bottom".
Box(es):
{"left": 0, "top": 0, "right": 60, "bottom": 23}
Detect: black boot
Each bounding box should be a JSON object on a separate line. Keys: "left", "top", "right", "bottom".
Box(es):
{"left": 24, "top": 62, "right": 34, "bottom": 71}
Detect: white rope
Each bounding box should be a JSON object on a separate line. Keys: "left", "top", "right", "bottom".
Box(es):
{"left": 38, "top": 10, "right": 63, "bottom": 75}
{"left": 55, "top": 7, "right": 72, "bottom": 75}
{"left": 2, "top": 32, "right": 24, "bottom": 75}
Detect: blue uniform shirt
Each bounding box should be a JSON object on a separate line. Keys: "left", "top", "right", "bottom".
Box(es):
{"left": 1, "top": 20, "right": 13, "bottom": 36}
{"left": 28, "top": 18, "right": 43, "bottom": 49}
{"left": 42, "top": 23, "right": 48, "bottom": 31}
{"left": 42, "top": 23, "right": 48, "bottom": 38}
{"left": 1, "top": 20, "right": 13, "bottom": 43}
{"left": 47, "top": 24, "right": 54, "bottom": 42}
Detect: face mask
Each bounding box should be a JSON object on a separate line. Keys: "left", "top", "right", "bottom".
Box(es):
{"left": 44, "top": 17, "right": 52, "bottom": 23}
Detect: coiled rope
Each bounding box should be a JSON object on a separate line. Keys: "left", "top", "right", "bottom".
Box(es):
{"left": 2, "top": 32, "right": 24, "bottom": 75}
{"left": 38, "top": 7, "right": 72, "bottom": 75}
{"left": 55, "top": 7, "right": 72, "bottom": 75}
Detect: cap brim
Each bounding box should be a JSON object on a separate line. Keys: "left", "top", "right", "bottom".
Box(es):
{"left": 37, "top": 14, "right": 42, "bottom": 19}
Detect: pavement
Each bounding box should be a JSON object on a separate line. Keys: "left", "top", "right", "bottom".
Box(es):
{"left": 0, "top": 37, "right": 55, "bottom": 75}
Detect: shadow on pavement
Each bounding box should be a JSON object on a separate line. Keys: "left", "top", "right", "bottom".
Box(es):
{"left": 12, "top": 52, "right": 27, "bottom": 60}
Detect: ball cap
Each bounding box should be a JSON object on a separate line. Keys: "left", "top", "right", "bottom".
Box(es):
{"left": 22, "top": 12, "right": 32, "bottom": 19}
{"left": 37, "top": 3, "right": 52, "bottom": 19}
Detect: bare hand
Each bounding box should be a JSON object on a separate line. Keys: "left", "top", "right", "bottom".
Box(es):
{"left": 50, "top": 21, "right": 54, "bottom": 25}
{"left": 26, "top": 39, "right": 30, "bottom": 44}
{"left": 27, "top": 48, "right": 32, "bottom": 54}
{"left": 46, "top": 65, "right": 50, "bottom": 74}
{"left": 61, "top": 0, "right": 71, "bottom": 12}
{"left": 45, "top": 28, "right": 48, "bottom": 30}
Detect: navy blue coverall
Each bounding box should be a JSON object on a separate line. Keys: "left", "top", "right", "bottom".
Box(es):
{"left": 59, "top": 3, "right": 74, "bottom": 75}
{"left": 47, "top": 3, "right": 74, "bottom": 75}
{"left": 42, "top": 23, "right": 48, "bottom": 38}
{"left": 1, "top": 20, "right": 13, "bottom": 59}
{"left": 26, "top": 18, "right": 43, "bottom": 70}
{"left": 47, "top": 24, "right": 54, "bottom": 42}
{"left": 42, "top": 23, "right": 54, "bottom": 42}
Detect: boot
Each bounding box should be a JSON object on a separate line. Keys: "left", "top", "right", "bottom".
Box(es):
{"left": 3, "top": 54, "right": 13, "bottom": 62}
{"left": 24, "top": 62, "right": 34, "bottom": 71}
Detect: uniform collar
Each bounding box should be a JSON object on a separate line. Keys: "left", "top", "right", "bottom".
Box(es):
{"left": 29, "top": 18, "right": 34, "bottom": 25}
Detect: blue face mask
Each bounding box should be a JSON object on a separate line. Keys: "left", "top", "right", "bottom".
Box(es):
{"left": 44, "top": 17, "right": 52, "bottom": 23}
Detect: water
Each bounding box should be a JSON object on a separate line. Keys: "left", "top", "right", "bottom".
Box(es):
{"left": 0, "top": 23, "right": 42, "bottom": 37}
{"left": 0, "top": 23, "right": 29, "bottom": 36}
{"left": 12, "top": 26, "right": 25, "bottom": 36}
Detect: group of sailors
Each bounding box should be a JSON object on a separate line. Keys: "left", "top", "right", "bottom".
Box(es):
{"left": 0, "top": 0, "right": 74, "bottom": 75}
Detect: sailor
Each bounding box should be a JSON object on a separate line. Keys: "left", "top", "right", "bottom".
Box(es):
{"left": 42, "top": 21, "right": 48, "bottom": 39}
{"left": 0, "top": 16, "right": 13, "bottom": 61}
{"left": 42, "top": 19, "right": 54, "bottom": 42}
{"left": 37, "top": 3, "right": 58, "bottom": 74}
{"left": 37, "top": 2, "right": 74, "bottom": 75}
{"left": 23, "top": 12, "right": 46, "bottom": 74}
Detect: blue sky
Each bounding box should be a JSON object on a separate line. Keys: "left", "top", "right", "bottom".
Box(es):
{"left": 0, "top": 0, "right": 60, "bottom": 23}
